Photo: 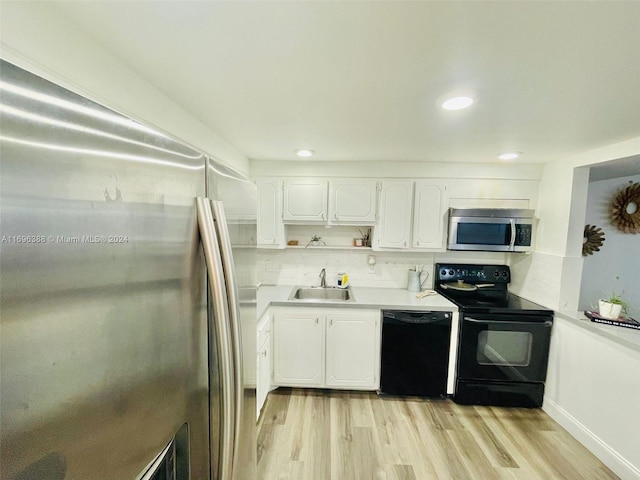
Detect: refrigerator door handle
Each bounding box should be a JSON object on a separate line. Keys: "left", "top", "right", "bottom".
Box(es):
{"left": 210, "top": 200, "right": 244, "bottom": 473}
{"left": 196, "top": 197, "right": 235, "bottom": 480}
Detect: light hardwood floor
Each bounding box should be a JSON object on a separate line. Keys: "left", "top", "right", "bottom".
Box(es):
{"left": 257, "top": 388, "right": 619, "bottom": 480}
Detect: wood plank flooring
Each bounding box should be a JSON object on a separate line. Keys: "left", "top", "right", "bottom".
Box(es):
{"left": 257, "top": 388, "right": 619, "bottom": 480}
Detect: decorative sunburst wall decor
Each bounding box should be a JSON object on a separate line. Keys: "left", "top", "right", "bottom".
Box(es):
{"left": 611, "top": 182, "right": 640, "bottom": 234}
{"left": 583, "top": 224, "right": 605, "bottom": 256}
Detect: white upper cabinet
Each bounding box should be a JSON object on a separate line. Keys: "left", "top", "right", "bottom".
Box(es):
{"left": 328, "top": 179, "right": 377, "bottom": 225}
{"left": 283, "top": 178, "right": 328, "bottom": 222}
{"left": 256, "top": 178, "right": 285, "bottom": 248}
{"left": 375, "top": 180, "right": 414, "bottom": 249}
{"left": 412, "top": 180, "right": 448, "bottom": 249}
{"left": 374, "top": 180, "right": 448, "bottom": 251}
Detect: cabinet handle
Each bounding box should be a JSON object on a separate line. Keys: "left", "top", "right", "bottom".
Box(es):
{"left": 330, "top": 318, "right": 333, "bottom": 326}
{"left": 334, "top": 212, "right": 338, "bottom": 220}
{"left": 315, "top": 318, "right": 319, "bottom": 325}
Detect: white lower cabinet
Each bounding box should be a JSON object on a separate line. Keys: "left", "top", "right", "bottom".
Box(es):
{"left": 325, "top": 311, "right": 380, "bottom": 389}
{"left": 256, "top": 312, "right": 272, "bottom": 419}
{"left": 272, "top": 310, "right": 324, "bottom": 386}
{"left": 272, "top": 307, "right": 381, "bottom": 390}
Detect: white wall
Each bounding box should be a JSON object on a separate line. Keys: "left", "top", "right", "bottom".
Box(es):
{"left": 578, "top": 174, "right": 640, "bottom": 319}
{"left": 250, "top": 159, "right": 543, "bottom": 180}
{"left": 512, "top": 137, "right": 640, "bottom": 310}
{"left": 544, "top": 317, "right": 640, "bottom": 480}
{"left": 0, "top": 2, "right": 249, "bottom": 176}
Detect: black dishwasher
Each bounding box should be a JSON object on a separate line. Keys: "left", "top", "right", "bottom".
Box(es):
{"left": 380, "top": 310, "right": 452, "bottom": 397}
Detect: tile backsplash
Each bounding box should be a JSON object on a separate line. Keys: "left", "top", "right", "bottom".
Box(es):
{"left": 257, "top": 248, "right": 509, "bottom": 289}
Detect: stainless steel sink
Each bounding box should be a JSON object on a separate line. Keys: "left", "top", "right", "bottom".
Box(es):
{"left": 288, "top": 286, "right": 355, "bottom": 302}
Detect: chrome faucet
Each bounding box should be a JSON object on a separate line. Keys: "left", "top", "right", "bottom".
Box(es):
{"left": 319, "top": 268, "right": 326, "bottom": 288}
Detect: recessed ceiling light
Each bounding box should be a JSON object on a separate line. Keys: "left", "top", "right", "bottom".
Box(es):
{"left": 294, "top": 149, "right": 315, "bottom": 158}
{"left": 440, "top": 96, "right": 475, "bottom": 111}
{"left": 498, "top": 152, "right": 521, "bottom": 161}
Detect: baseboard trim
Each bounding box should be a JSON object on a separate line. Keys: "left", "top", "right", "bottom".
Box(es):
{"left": 543, "top": 398, "right": 640, "bottom": 480}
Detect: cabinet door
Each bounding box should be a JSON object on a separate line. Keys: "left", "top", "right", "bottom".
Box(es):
{"left": 328, "top": 179, "right": 377, "bottom": 224}
{"left": 412, "top": 180, "right": 447, "bottom": 249}
{"left": 283, "top": 178, "right": 328, "bottom": 222}
{"left": 256, "top": 334, "right": 270, "bottom": 419}
{"left": 241, "top": 305, "right": 257, "bottom": 387}
{"left": 256, "top": 178, "right": 285, "bottom": 247}
{"left": 273, "top": 311, "right": 323, "bottom": 386}
{"left": 375, "top": 180, "right": 413, "bottom": 249}
{"left": 256, "top": 313, "right": 272, "bottom": 419}
{"left": 325, "top": 310, "right": 380, "bottom": 389}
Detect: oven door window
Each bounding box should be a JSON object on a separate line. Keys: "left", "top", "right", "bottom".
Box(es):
{"left": 477, "top": 330, "right": 532, "bottom": 366}
{"left": 457, "top": 314, "right": 552, "bottom": 383}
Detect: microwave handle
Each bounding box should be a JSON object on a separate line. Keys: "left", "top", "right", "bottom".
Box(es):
{"left": 509, "top": 219, "right": 516, "bottom": 250}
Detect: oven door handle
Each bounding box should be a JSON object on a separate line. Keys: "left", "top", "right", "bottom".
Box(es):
{"left": 465, "top": 317, "right": 553, "bottom": 327}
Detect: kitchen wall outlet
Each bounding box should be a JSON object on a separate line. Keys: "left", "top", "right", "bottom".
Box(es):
{"left": 266, "top": 262, "right": 279, "bottom": 272}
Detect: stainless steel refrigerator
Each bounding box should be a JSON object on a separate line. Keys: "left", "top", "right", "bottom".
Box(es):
{"left": 0, "top": 60, "right": 256, "bottom": 479}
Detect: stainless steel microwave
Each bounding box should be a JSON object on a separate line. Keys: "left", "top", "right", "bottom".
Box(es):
{"left": 447, "top": 208, "right": 534, "bottom": 252}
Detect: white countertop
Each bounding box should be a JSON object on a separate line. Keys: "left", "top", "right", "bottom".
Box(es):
{"left": 257, "top": 285, "right": 458, "bottom": 318}
{"left": 555, "top": 310, "right": 640, "bottom": 353}
{"left": 256, "top": 286, "right": 640, "bottom": 354}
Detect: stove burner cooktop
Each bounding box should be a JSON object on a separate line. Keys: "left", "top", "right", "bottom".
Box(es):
{"left": 435, "top": 263, "right": 552, "bottom": 315}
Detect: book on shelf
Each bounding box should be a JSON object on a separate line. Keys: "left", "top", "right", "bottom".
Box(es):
{"left": 583, "top": 310, "right": 640, "bottom": 330}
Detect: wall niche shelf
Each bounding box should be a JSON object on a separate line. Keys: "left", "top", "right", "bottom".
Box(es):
{"left": 285, "top": 224, "right": 373, "bottom": 252}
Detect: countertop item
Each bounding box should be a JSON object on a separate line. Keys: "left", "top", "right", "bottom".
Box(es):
{"left": 257, "top": 285, "right": 458, "bottom": 319}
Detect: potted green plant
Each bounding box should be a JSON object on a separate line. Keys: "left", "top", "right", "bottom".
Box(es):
{"left": 306, "top": 235, "right": 325, "bottom": 247}
{"left": 598, "top": 292, "right": 628, "bottom": 319}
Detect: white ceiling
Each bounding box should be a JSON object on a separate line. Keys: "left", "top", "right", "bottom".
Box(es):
{"left": 52, "top": 1, "right": 640, "bottom": 165}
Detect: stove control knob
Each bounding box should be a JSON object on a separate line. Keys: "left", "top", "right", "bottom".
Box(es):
{"left": 493, "top": 271, "right": 500, "bottom": 278}
{"left": 440, "top": 269, "right": 447, "bottom": 276}
{"left": 448, "top": 269, "right": 454, "bottom": 276}
{"left": 502, "top": 271, "right": 508, "bottom": 278}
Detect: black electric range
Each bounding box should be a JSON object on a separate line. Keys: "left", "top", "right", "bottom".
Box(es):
{"left": 435, "top": 263, "right": 553, "bottom": 408}
{"left": 435, "top": 263, "right": 551, "bottom": 315}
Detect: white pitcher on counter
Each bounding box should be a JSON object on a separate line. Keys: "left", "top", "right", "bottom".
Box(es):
{"left": 407, "top": 268, "right": 428, "bottom": 292}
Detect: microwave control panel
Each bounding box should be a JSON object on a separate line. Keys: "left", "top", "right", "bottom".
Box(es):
{"left": 514, "top": 224, "right": 532, "bottom": 246}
